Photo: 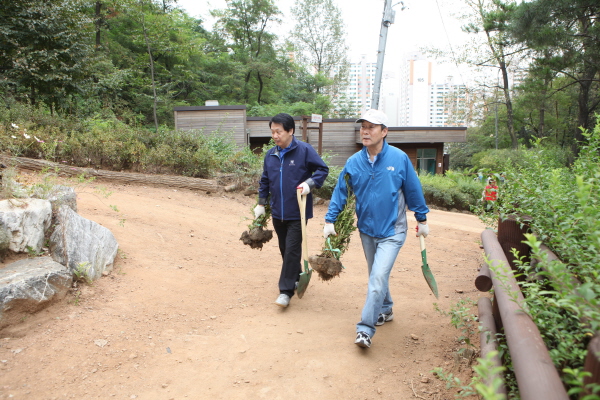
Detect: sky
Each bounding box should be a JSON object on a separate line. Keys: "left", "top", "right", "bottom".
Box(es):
{"left": 174, "top": 0, "right": 472, "bottom": 83}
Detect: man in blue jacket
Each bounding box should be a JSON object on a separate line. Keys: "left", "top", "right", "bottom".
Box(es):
{"left": 323, "top": 109, "right": 429, "bottom": 348}
{"left": 254, "top": 113, "right": 329, "bottom": 308}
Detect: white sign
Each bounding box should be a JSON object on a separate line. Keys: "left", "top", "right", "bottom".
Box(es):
{"left": 311, "top": 114, "right": 322, "bottom": 123}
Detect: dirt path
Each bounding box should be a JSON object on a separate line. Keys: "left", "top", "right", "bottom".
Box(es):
{"left": 0, "top": 177, "right": 485, "bottom": 400}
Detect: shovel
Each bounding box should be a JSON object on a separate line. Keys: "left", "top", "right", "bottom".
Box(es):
{"left": 419, "top": 235, "right": 439, "bottom": 298}
{"left": 296, "top": 188, "right": 312, "bottom": 299}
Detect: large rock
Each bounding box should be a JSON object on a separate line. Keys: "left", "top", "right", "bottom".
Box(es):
{"left": 0, "top": 198, "right": 52, "bottom": 253}
{"left": 49, "top": 205, "right": 118, "bottom": 281}
{"left": 31, "top": 184, "right": 78, "bottom": 214}
{"left": 0, "top": 256, "right": 72, "bottom": 329}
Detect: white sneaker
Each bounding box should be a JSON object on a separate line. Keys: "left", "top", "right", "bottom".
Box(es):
{"left": 275, "top": 294, "right": 290, "bottom": 307}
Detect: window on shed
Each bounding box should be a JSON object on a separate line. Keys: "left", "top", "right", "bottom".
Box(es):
{"left": 417, "top": 148, "right": 437, "bottom": 175}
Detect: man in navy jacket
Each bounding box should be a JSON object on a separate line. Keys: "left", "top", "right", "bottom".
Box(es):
{"left": 254, "top": 113, "right": 329, "bottom": 308}
{"left": 324, "top": 109, "right": 430, "bottom": 348}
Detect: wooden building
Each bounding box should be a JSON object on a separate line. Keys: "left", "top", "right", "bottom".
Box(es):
{"left": 174, "top": 105, "right": 467, "bottom": 174}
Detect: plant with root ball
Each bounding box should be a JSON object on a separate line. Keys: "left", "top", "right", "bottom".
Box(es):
{"left": 240, "top": 201, "right": 273, "bottom": 250}
{"left": 309, "top": 174, "right": 356, "bottom": 280}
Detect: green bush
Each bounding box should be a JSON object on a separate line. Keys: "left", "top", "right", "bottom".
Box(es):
{"left": 472, "top": 145, "right": 571, "bottom": 172}
{"left": 312, "top": 151, "right": 342, "bottom": 200}
{"left": 419, "top": 171, "right": 482, "bottom": 211}
{"left": 480, "top": 123, "right": 600, "bottom": 398}
{"left": 139, "top": 130, "right": 216, "bottom": 178}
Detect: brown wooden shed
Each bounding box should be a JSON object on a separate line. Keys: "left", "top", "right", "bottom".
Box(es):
{"left": 173, "top": 105, "right": 467, "bottom": 174}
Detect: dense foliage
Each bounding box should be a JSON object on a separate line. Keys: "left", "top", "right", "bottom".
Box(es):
{"left": 477, "top": 123, "right": 600, "bottom": 399}
{"left": 0, "top": 0, "right": 353, "bottom": 129}
{"left": 0, "top": 103, "right": 263, "bottom": 185}
{"left": 447, "top": 0, "right": 600, "bottom": 168}
{"left": 419, "top": 171, "right": 483, "bottom": 212}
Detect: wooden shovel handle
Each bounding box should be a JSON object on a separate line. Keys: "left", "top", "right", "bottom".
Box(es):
{"left": 297, "top": 188, "right": 309, "bottom": 262}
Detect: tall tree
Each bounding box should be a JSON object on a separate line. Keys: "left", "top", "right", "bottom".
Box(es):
{"left": 0, "top": 0, "right": 94, "bottom": 113}
{"left": 212, "top": 0, "right": 281, "bottom": 104}
{"left": 139, "top": 0, "right": 160, "bottom": 131}
{"left": 103, "top": 0, "right": 211, "bottom": 124}
{"left": 461, "top": 0, "right": 526, "bottom": 149}
{"left": 289, "top": 0, "right": 349, "bottom": 96}
{"left": 508, "top": 0, "right": 600, "bottom": 152}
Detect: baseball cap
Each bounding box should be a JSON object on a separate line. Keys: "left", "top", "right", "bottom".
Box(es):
{"left": 356, "top": 109, "right": 388, "bottom": 126}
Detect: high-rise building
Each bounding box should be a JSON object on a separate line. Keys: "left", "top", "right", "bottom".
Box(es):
{"left": 333, "top": 52, "right": 468, "bottom": 127}
{"left": 428, "top": 78, "right": 469, "bottom": 127}
{"left": 332, "top": 55, "right": 377, "bottom": 117}
{"left": 398, "top": 51, "right": 468, "bottom": 127}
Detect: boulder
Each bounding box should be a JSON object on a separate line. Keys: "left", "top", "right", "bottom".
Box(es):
{"left": 0, "top": 256, "right": 72, "bottom": 329}
{"left": 0, "top": 198, "right": 52, "bottom": 254}
{"left": 49, "top": 205, "right": 119, "bottom": 281}
{"left": 31, "top": 184, "right": 78, "bottom": 214}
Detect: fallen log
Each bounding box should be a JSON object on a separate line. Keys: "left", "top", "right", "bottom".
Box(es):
{"left": 0, "top": 155, "right": 219, "bottom": 192}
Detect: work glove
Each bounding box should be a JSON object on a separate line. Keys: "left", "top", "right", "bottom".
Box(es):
{"left": 416, "top": 222, "right": 429, "bottom": 238}
{"left": 296, "top": 182, "right": 310, "bottom": 195}
{"left": 323, "top": 223, "right": 337, "bottom": 239}
{"left": 254, "top": 204, "right": 265, "bottom": 219}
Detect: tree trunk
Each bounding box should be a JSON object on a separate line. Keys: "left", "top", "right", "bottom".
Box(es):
{"left": 500, "top": 61, "right": 517, "bottom": 149}
{"left": 243, "top": 70, "right": 252, "bottom": 103}
{"left": 95, "top": 2, "right": 102, "bottom": 50}
{"left": 0, "top": 156, "right": 219, "bottom": 192}
{"left": 257, "top": 71, "right": 263, "bottom": 104}
{"left": 575, "top": 65, "right": 597, "bottom": 155}
{"left": 141, "top": 4, "right": 159, "bottom": 131}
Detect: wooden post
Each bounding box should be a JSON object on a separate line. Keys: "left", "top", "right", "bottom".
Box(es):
{"left": 481, "top": 228, "right": 568, "bottom": 400}
{"left": 492, "top": 293, "right": 503, "bottom": 332}
{"left": 318, "top": 122, "right": 323, "bottom": 155}
{"left": 581, "top": 335, "right": 600, "bottom": 398}
{"left": 497, "top": 214, "right": 531, "bottom": 272}
{"left": 301, "top": 116, "right": 308, "bottom": 142}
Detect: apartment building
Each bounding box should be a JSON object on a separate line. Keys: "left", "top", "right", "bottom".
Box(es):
{"left": 398, "top": 51, "right": 468, "bottom": 127}
{"left": 333, "top": 52, "right": 468, "bottom": 127}
{"left": 332, "top": 55, "right": 377, "bottom": 117}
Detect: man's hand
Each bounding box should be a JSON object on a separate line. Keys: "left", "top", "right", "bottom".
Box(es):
{"left": 416, "top": 222, "right": 429, "bottom": 238}
{"left": 254, "top": 205, "right": 265, "bottom": 219}
{"left": 297, "top": 182, "right": 310, "bottom": 195}
{"left": 323, "top": 223, "right": 337, "bottom": 239}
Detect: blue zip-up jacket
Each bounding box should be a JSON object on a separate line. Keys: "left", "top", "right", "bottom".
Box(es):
{"left": 258, "top": 136, "right": 329, "bottom": 221}
{"left": 325, "top": 141, "right": 429, "bottom": 238}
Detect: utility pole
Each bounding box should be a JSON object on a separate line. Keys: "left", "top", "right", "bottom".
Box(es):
{"left": 371, "top": 1, "right": 404, "bottom": 110}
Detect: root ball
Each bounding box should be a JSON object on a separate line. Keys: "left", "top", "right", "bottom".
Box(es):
{"left": 308, "top": 254, "right": 344, "bottom": 281}
{"left": 240, "top": 227, "right": 273, "bottom": 250}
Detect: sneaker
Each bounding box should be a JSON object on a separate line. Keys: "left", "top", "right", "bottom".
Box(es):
{"left": 355, "top": 331, "right": 371, "bottom": 348}
{"left": 375, "top": 309, "right": 394, "bottom": 326}
{"left": 275, "top": 294, "right": 290, "bottom": 308}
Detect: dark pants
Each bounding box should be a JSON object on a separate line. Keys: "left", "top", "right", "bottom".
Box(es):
{"left": 272, "top": 219, "right": 303, "bottom": 297}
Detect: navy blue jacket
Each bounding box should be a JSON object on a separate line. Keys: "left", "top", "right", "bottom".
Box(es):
{"left": 258, "top": 136, "right": 329, "bottom": 221}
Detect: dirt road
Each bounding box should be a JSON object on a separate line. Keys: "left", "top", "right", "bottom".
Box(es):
{"left": 0, "top": 177, "right": 485, "bottom": 399}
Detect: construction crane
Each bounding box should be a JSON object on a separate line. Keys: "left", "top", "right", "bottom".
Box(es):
{"left": 371, "top": 0, "right": 405, "bottom": 110}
